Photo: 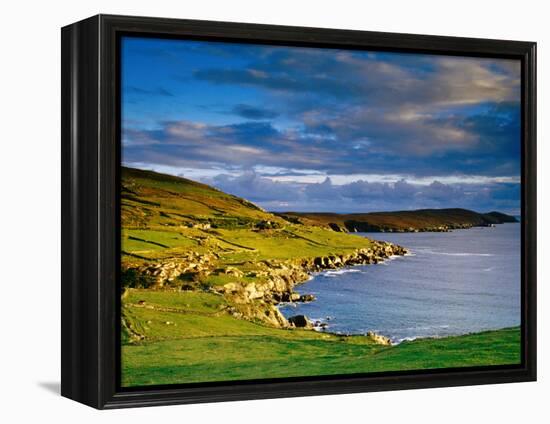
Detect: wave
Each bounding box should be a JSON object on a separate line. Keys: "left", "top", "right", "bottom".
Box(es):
{"left": 392, "top": 333, "right": 449, "bottom": 345}
{"left": 321, "top": 269, "right": 363, "bottom": 278}
{"left": 368, "top": 325, "right": 452, "bottom": 344}
{"left": 376, "top": 254, "right": 406, "bottom": 265}
{"left": 375, "top": 324, "right": 450, "bottom": 333}
{"left": 418, "top": 249, "right": 494, "bottom": 257}
{"left": 394, "top": 336, "right": 419, "bottom": 344}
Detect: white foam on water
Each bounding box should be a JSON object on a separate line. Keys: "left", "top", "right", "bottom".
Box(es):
{"left": 394, "top": 336, "right": 417, "bottom": 344}
{"left": 322, "top": 268, "right": 363, "bottom": 277}
{"left": 418, "top": 249, "right": 494, "bottom": 257}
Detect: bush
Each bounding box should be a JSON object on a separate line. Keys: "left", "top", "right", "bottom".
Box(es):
{"left": 121, "top": 268, "right": 156, "bottom": 289}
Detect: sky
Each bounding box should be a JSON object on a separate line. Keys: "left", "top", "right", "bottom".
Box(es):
{"left": 121, "top": 36, "right": 521, "bottom": 214}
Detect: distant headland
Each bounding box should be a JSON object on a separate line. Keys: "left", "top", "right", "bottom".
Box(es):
{"left": 274, "top": 208, "right": 518, "bottom": 233}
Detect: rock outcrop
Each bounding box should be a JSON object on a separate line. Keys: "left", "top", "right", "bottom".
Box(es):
{"left": 122, "top": 240, "right": 408, "bottom": 330}
{"left": 121, "top": 252, "right": 216, "bottom": 289}
{"left": 212, "top": 240, "right": 408, "bottom": 328}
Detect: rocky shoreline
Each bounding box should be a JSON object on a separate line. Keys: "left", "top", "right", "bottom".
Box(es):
{"left": 340, "top": 221, "right": 502, "bottom": 233}
{"left": 122, "top": 240, "right": 408, "bottom": 337}
{"left": 219, "top": 241, "right": 408, "bottom": 328}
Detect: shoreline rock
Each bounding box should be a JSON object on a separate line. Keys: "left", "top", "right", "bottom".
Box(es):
{"left": 366, "top": 331, "right": 392, "bottom": 346}
{"left": 288, "top": 315, "right": 313, "bottom": 328}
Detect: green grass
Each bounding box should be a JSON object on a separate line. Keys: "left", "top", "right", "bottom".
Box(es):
{"left": 121, "top": 224, "right": 373, "bottom": 271}
{"left": 120, "top": 168, "right": 521, "bottom": 388}
{"left": 121, "top": 290, "right": 520, "bottom": 387}
{"left": 122, "top": 290, "right": 335, "bottom": 341}
{"left": 213, "top": 226, "right": 372, "bottom": 261}
{"left": 122, "top": 229, "right": 198, "bottom": 251}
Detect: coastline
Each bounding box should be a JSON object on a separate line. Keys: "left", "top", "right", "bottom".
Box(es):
{"left": 213, "top": 239, "right": 408, "bottom": 332}
{"left": 119, "top": 168, "right": 522, "bottom": 386}
{"left": 279, "top": 224, "right": 520, "bottom": 345}
{"left": 122, "top": 224, "right": 519, "bottom": 347}
{"left": 121, "top": 227, "right": 521, "bottom": 384}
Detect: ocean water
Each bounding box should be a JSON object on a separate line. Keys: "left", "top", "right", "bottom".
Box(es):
{"left": 279, "top": 223, "right": 521, "bottom": 343}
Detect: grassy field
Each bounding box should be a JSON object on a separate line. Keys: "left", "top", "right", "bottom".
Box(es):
{"left": 121, "top": 290, "right": 520, "bottom": 386}
{"left": 120, "top": 167, "right": 521, "bottom": 387}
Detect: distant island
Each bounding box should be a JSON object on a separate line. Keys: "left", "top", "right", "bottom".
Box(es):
{"left": 275, "top": 209, "right": 518, "bottom": 233}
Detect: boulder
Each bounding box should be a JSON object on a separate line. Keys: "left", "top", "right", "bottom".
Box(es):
{"left": 222, "top": 282, "right": 239, "bottom": 293}
{"left": 288, "top": 315, "right": 312, "bottom": 328}
{"left": 366, "top": 331, "right": 392, "bottom": 345}
{"left": 223, "top": 266, "right": 244, "bottom": 278}
{"left": 290, "top": 293, "right": 301, "bottom": 302}
{"left": 245, "top": 283, "right": 264, "bottom": 300}
{"left": 299, "top": 294, "right": 316, "bottom": 302}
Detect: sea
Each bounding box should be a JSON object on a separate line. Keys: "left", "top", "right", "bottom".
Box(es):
{"left": 279, "top": 223, "right": 521, "bottom": 344}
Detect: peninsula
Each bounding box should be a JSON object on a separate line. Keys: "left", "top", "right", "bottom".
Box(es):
{"left": 276, "top": 209, "right": 518, "bottom": 233}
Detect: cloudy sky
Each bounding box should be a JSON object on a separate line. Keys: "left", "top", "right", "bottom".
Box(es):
{"left": 121, "top": 37, "right": 521, "bottom": 214}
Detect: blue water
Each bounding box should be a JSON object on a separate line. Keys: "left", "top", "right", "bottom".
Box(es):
{"left": 280, "top": 224, "right": 521, "bottom": 343}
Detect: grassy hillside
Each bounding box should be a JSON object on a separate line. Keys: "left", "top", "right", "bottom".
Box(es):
{"left": 122, "top": 166, "right": 276, "bottom": 229}
{"left": 276, "top": 208, "right": 518, "bottom": 233}
{"left": 120, "top": 167, "right": 521, "bottom": 387}
{"left": 122, "top": 166, "right": 374, "bottom": 265}
{"left": 121, "top": 289, "right": 520, "bottom": 386}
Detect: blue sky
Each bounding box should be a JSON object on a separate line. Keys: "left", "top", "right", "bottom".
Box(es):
{"left": 121, "top": 36, "right": 521, "bottom": 214}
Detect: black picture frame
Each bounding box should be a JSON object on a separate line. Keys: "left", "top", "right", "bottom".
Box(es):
{"left": 61, "top": 14, "right": 537, "bottom": 409}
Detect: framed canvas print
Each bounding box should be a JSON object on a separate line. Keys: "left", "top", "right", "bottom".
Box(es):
{"left": 61, "top": 14, "right": 536, "bottom": 409}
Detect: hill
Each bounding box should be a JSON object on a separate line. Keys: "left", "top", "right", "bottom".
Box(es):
{"left": 121, "top": 166, "right": 404, "bottom": 327}
{"left": 122, "top": 166, "right": 280, "bottom": 230}
{"left": 120, "top": 167, "right": 519, "bottom": 387}
{"left": 275, "top": 208, "right": 518, "bottom": 233}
